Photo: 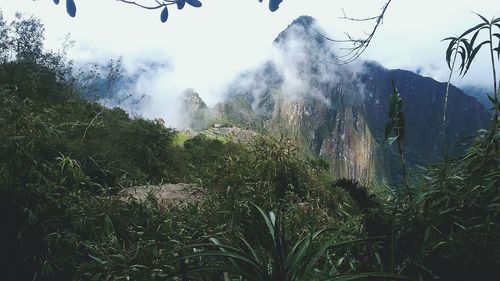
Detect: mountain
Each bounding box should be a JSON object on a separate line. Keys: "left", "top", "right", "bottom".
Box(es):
{"left": 196, "top": 16, "right": 491, "bottom": 185}
{"left": 462, "top": 85, "right": 493, "bottom": 108}
{"left": 178, "top": 89, "right": 213, "bottom": 131}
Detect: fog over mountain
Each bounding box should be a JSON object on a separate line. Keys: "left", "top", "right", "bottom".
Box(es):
{"left": 2, "top": 0, "right": 497, "bottom": 128}
{"left": 174, "top": 16, "right": 489, "bottom": 184}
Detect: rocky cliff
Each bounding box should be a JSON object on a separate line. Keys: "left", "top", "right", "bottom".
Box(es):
{"left": 198, "top": 16, "right": 490, "bottom": 185}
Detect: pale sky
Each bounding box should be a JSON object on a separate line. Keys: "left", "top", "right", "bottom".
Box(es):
{"left": 1, "top": 0, "right": 499, "bottom": 123}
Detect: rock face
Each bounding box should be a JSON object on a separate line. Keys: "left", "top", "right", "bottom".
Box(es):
{"left": 183, "top": 89, "right": 207, "bottom": 114}
{"left": 118, "top": 183, "right": 204, "bottom": 207}
{"left": 179, "top": 89, "right": 213, "bottom": 131}
{"left": 213, "top": 16, "right": 489, "bottom": 185}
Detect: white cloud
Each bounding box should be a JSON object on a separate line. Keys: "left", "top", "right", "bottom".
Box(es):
{"left": 1, "top": 0, "right": 499, "bottom": 125}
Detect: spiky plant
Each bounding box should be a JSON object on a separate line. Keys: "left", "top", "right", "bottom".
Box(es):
{"left": 167, "top": 204, "right": 414, "bottom": 281}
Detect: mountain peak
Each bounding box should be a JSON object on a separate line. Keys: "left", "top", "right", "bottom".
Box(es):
{"left": 274, "top": 15, "right": 319, "bottom": 45}
{"left": 291, "top": 15, "right": 316, "bottom": 27}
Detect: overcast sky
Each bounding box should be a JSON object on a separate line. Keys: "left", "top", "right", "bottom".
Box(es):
{"left": 1, "top": 0, "right": 498, "bottom": 120}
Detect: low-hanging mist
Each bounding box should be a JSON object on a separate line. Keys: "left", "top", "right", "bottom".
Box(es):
{"left": 100, "top": 16, "right": 360, "bottom": 128}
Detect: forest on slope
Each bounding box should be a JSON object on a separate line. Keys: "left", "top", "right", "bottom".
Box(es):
{"left": 0, "top": 8, "right": 499, "bottom": 281}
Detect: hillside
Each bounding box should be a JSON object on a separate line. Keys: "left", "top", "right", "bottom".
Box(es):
{"left": 1, "top": 11, "right": 499, "bottom": 281}
{"left": 204, "top": 16, "right": 490, "bottom": 186}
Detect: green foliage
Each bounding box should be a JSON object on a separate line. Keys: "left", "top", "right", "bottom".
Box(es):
{"left": 384, "top": 80, "right": 412, "bottom": 203}
{"left": 444, "top": 14, "right": 500, "bottom": 122}
{"left": 0, "top": 11, "right": 9, "bottom": 62}
{"left": 0, "top": 13, "right": 210, "bottom": 280}
{"left": 169, "top": 204, "right": 412, "bottom": 281}
{"left": 181, "top": 134, "right": 244, "bottom": 183}
{"left": 390, "top": 128, "right": 500, "bottom": 280}
{"left": 2, "top": 9, "right": 500, "bottom": 281}
{"left": 10, "top": 12, "right": 45, "bottom": 61}
{"left": 444, "top": 14, "right": 500, "bottom": 77}
{"left": 385, "top": 80, "right": 405, "bottom": 146}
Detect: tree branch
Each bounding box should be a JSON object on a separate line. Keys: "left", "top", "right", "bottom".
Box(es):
{"left": 117, "top": 0, "right": 176, "bottom": 10}
{"left": 310, "top": 0, "right": 393, "bottom": 64}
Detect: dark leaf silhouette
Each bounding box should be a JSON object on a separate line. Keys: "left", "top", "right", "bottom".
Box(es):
{"left": 474, "top": 12, "right": 490, "bottom": 24}
{"left": 443, "top": 37, "right": 457, "bottom": 69}
{"left": 177, "top": 0, "right": 186, "bottom": 10}
{"left": 386, "top": 80, "right": 405, "bottom": 142}
{"left": 66, "top": 0, "right": 76, "bottom": 17}
{"left": 160, "top": 6, "right": 169, "bottom": 23}
{"left": 464, "top": 40, "right": 490, "bottom": 75}
{"left": 185, "top": 0, "right": 202, "bottom": 8}
{"left": 459, "top": 22, "right": 488, "bottom": 37}
{"left": 269, "top": 0, "right": 282, "bottom": 12}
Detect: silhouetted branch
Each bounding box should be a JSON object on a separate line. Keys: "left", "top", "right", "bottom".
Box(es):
{"left": 311, "top": 0, "right": 393, "bottom": 64}
{"left": 340, "top": 8, "right": 380, "bottom": 22}
{"left": 117, "top": 0, "right": 175, "bottom": 10}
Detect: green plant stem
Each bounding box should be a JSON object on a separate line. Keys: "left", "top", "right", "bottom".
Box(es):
{"left": 397, "top": 138, "right": 412, "bottom": 204}
{"left": 443, "top": 40, "right": 459, "bottom": 156}
{"left": 489, "top": 26, "right": 499, "bottom": 123}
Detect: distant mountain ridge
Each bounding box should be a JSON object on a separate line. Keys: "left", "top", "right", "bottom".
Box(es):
{"left": 462, "top": 85, "right": 493, "bottom": 108}
{"left": 183, "top": 15, "right": 491, "bottom": 185}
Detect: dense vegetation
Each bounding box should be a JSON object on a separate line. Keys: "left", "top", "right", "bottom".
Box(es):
{"left": 1, "top": 11, "right": 499, "bottom": 281}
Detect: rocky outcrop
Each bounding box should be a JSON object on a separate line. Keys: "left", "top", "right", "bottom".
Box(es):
{"left": 118, "top": 183, "right": 205, "bottom": 207}
{"left": 179, "top": 89, "right": 214, "bottom": 131}
{"left": 212, "top": 16, "right": 489, "bottom": 185}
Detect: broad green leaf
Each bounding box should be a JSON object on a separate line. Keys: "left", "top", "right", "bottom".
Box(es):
{"left": 252, "top": 204, "right": 276, "bottom": 242}
{"left": 388, "top": 136, "right": 398, "bottom": 146}
{"left": 209, "top": 237, "right": 258, "bottom": 279}
{"left": 237, "top": 235, "right": 260, "bottom": 262}
{"left": 171, "top": 250, "right": 267, "bottom": 275}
